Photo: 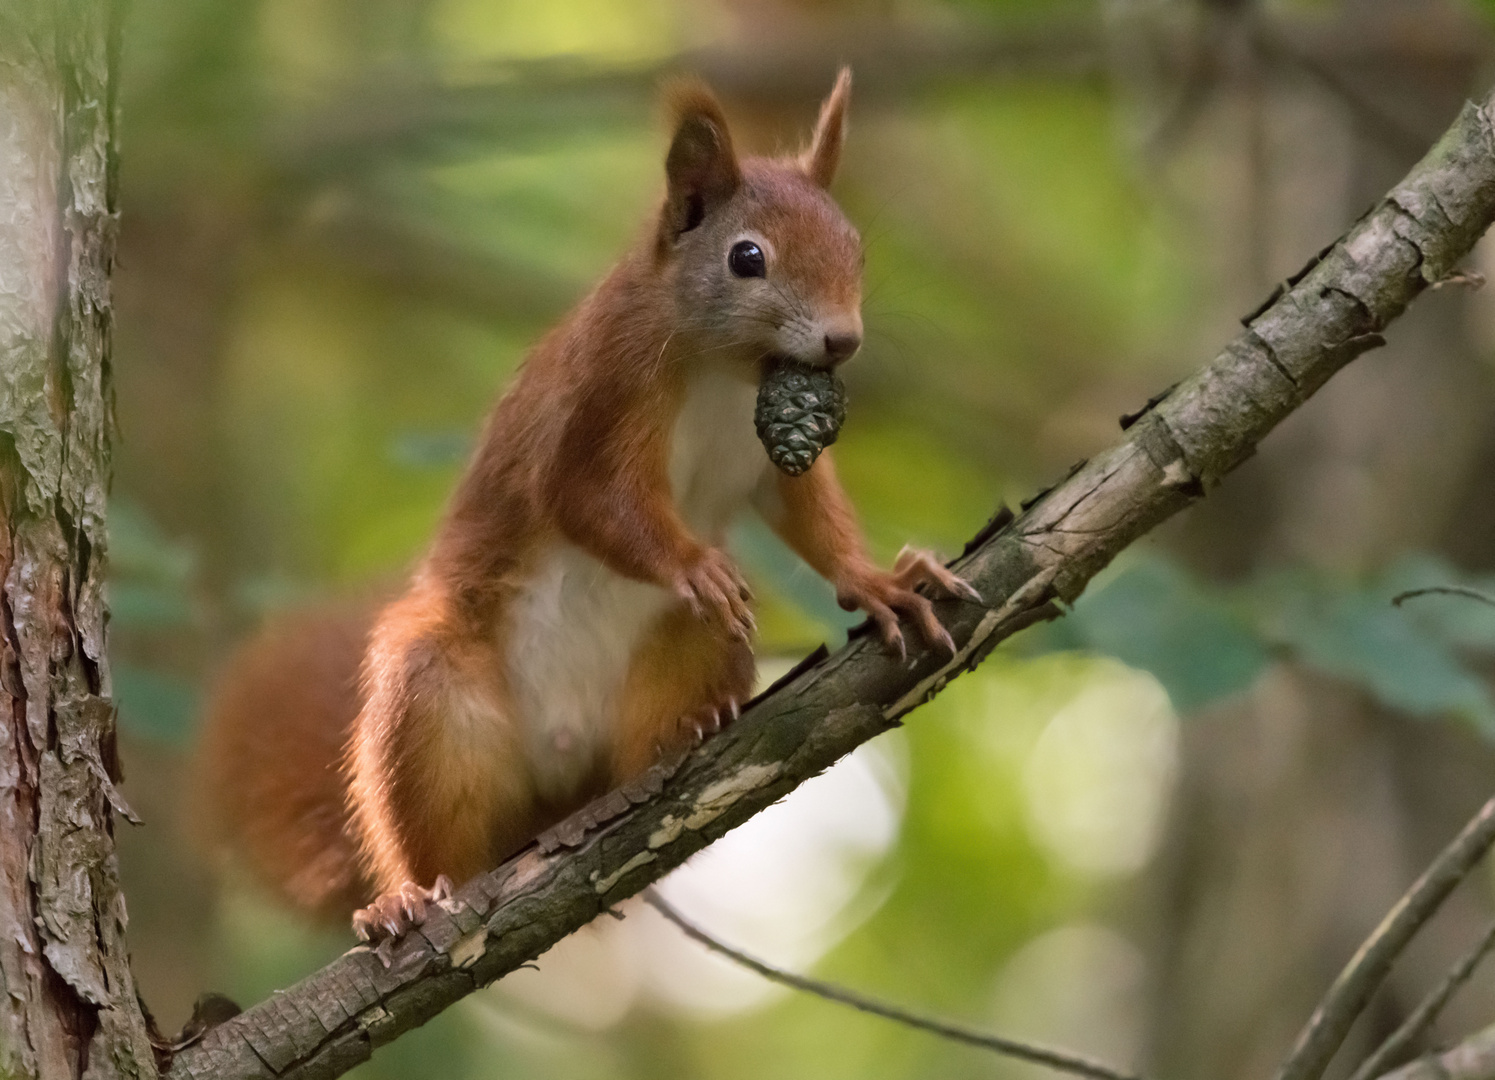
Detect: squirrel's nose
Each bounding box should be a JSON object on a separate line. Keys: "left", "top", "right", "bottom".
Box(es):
{"left": 823, "top": 331, "right": 862, "bottom": 365}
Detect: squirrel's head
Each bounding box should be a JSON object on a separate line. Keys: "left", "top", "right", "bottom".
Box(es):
{"left": 656, "top": 69, "right": 863, "bottom": 370}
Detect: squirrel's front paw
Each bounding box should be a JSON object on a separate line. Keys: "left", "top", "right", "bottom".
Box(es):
{"left": 674, "top": 549, "right": 755, "bottom": 641}
{"left": 353, "top": 875, "right": 455, "bottom": 947}
{"left": 838, "top": 547, "right": 982, "bottom": 660}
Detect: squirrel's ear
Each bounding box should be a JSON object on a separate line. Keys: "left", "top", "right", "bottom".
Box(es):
{"left": 801, "top": 67, "right": 851, "bottom": 189}
{"left": 661, "top": 80, "right": 740, "bottom": 242}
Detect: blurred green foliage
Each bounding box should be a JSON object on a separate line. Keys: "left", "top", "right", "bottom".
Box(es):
{"left": 1037, "top": 554, "right": 1495, "bottom": 730}
{"left": 102, "top": 0, "right": 1495, "bottom": 1077}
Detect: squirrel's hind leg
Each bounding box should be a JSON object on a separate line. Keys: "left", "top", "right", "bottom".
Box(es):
{"left": 610, "top": 603, "right": 755, "bottom": 783}
{"left": 348, "top": 594, "right": 540, "bottom": 941}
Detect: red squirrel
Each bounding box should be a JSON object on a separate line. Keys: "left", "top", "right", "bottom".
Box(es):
{"left": 195, "top": 69, "right": 978, "bottom": 940}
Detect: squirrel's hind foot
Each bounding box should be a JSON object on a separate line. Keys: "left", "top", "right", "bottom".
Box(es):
{"left": 353, "top": 874, "right": 455, "bottom": 949}
{"left": 686, "top": 695, "right": 741, "bottom": 746}
{"left": 657, "top": 695, "right": 742, "bottom": 762}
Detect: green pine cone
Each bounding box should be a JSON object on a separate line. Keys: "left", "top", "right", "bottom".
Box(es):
{"left": 754, "top": 361, "right": 847, "bottom": 476}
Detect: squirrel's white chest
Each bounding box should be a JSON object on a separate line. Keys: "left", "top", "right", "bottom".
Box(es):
{"left": 668, "top": 368, "right": 768, "bottom": 532}
{"left": 505, "top": 368, "right": 766, "bottom": 801}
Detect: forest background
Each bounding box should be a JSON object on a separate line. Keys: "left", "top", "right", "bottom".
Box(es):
{"left": 102, "top": 0, "right": 1495, "bottom": 1077}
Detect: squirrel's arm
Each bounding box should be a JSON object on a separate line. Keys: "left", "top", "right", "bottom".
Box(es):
{"left": 549, "top": 376, "right": 695, "bottom": 580}
{"left": 547, "top": 373, "right": 754, "bottom": 637}
{"left": 756, "top": 452, "right": 977, "bottom": 656}
{"left": 756, "top": 451, "right": 876, "bottom": 588}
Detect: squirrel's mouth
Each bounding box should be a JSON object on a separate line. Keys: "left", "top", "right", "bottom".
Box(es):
{"left": 758, "top": 350, "right": 838, "bottom": 377}
{"left": 757, "top": 351, "right": 794, "bottom": 379}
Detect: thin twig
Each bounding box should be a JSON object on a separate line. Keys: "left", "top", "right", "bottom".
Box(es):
{"left": 644, "top": 890, "right": 1147, "bottom": 1080}
{"left": 1378, "top": 1022, "right": 1495, "bottom": 1080}
{"left": 1393, "top": 587, "right": 1495, "bottom": 610}
{"left": 1274, "top": 796, "right": 1495, "bottom": 1080}
{"left": 1348, "top": 919, "right": 1495, "bottom": 1080}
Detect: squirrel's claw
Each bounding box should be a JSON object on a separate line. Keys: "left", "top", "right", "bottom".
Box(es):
{"left": 353, "top": 875, "right": 456, "bottom": 955}
{"left": 676, "top": 550, "right": 756, "bottom": 641}
{"left": 892, "top": 546, "right": 982, "bottom": 604}
{"left": 679, "top": 695, "right": 742, "bottom": 750}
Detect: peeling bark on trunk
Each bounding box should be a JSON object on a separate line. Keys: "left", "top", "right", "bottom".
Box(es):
{"left": 0, "top": 2, "right": 155, "bottom": 1077}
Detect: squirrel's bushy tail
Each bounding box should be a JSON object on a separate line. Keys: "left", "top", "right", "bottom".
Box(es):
{"left": 193, "top": 608, "right": 373, "bottom": 919}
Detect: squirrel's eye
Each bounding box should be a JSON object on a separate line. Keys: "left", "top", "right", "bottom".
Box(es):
{"left": 728, "top": 240, "right": 766, "bottom": 279}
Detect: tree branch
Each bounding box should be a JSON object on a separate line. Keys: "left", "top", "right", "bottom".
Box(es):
{"left": 1394, "top": 586, "right": 1495, "bottom": 610}
{"left": 1277, "top": 796, "right": 1495, "bottom": 1080}
{"left": 1349, "top": 918, "right": 1495, "bottom": 1080}
{"left": 168, "top": 85, "right": 1495, "bottom": 1080}
{"left": 1378, "top": 1024, "right": 1495, "bottom": 1080}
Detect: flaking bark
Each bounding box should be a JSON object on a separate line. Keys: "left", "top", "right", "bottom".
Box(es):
{"left": 169, "top": 86, "right": 1495, "bottom": 1080}
{"left": 0, "top": 2, "right": 154, "bottom": 1077}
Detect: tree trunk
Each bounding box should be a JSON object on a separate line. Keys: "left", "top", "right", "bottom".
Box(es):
{"left": 0, "top": 1, "right": 155, "bottom": 1077}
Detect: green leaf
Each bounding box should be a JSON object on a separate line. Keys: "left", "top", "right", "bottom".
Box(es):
{"left": 1260, "top": 571, "right": 1495, "bottom": 735}
{"left": 1065, "top": 557, "right": 1269, "bottom": 713}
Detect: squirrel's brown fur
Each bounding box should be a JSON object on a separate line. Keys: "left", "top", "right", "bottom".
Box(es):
{"left": 195, "top": 69, "right": 975, "bottom": 938}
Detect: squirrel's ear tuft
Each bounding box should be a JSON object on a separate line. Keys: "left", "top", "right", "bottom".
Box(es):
{"left": 801, "top": 67, "right": 851, "bottom": 189}
{"left": 660, "top": 79, "right": 741, "bottom": 243}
